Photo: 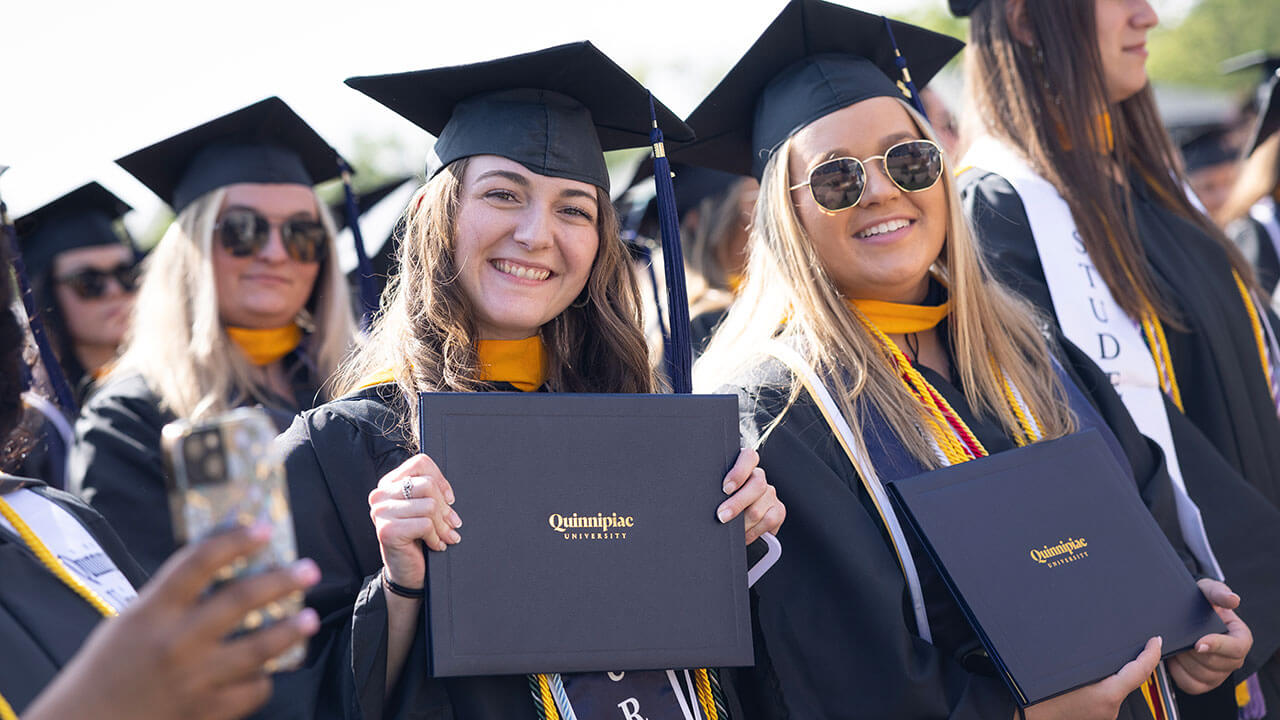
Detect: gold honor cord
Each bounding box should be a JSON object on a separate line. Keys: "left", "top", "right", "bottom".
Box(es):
{"left": 530, "top": 669, "right": 719, "bottom": 720}
{"left": 0, "top": 495, "right": 118, "bottom": 720}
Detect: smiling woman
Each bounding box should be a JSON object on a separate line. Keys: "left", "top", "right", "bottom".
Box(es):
{"left": 67, "top": 97, "right": 358, "bottom": 576}
{"left": 682, "top": 1, "right": 1252, "bottom": 718}
{"left": 261, "top": 41, "right": 787, "bottom": 720}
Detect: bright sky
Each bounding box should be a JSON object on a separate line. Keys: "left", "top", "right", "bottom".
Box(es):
{"left": 1, "top": 0, "right": 1196, "bottom": 225}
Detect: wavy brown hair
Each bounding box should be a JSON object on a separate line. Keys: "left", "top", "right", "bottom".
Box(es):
{"left": 965, "top": 0, "right": 1262, "bottom": 324}
{"left": 334, "top": 158, "right": 654, "bottom": 450}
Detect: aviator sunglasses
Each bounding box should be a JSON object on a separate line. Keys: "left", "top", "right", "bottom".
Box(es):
{"left": 214, "top": 207, "right": 328, "bottom": 263}
{"left": 790, "top": 139, "right": 945, "bottom": 213}
{"left": 54, "top": 263, "right": 141, "bottom": 300}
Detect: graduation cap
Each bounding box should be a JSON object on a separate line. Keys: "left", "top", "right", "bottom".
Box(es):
{"left": 1177, "top": 124, "right": 1241, "bottom": 172}
{"left": 346, "top": 42, "right": 702, "bottom": 392}
{"left": 1245, "top": 70, "right": 1280, "bottom": 156}
{"left": 331, "top": 175, "right": 417, "bottom": 297}
{"left": 344, "top": 41, "right": 693, "bottom": 192}
{"left": 15, "top": 182, "right": 133, "bottom": 282}
{"left": 619, "top": 159, "right": 747, "bottom": 242}
{"left": 1221, "top": 51, "right": 1280, "bottom": 81}
{"left": 948, "top": 0, "right": 983, "bottom": 17}
{"left": 675, "top": 0, "right": 964, "bottom": 178}
{"left": 116, "top": 96, "right": 345, "bottom": 213}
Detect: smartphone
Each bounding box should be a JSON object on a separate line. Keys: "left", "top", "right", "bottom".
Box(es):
{"left": 161, "top": 407, "right": 304, "bottom": 672}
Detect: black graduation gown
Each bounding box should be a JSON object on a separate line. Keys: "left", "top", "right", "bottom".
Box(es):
{"left": 731, "top": 336, "right": 1198, "bottom": 720}
{"left": 67, "top": 349, "right": 324, "bottom": 577}
{"left": 0, "top": 474, "right": 146, "bottom": 715}
{"left": 266, "top": 380, "right": 748, "bottom": 720}
{"left": 1229, "top": 216, "right": 1280, "bottom": 296}
{"left": 691, "top": 307, "right": 729, "bottom": 356}
{"left": 961, "top": 170, "right": 1280, "bottom": 714}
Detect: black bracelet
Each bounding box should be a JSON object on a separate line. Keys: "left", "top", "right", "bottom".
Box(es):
{"left": 381, "top": 567, "right": 425, "bottom": 599}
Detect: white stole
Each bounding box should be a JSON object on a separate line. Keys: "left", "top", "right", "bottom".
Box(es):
{"left": 960, "top": 135, "right": 1223, "bottom": 580}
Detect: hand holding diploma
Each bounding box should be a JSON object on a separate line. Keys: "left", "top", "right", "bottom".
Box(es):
{"left": 1166, "top": 578, "right": 1252, "bottom": 694}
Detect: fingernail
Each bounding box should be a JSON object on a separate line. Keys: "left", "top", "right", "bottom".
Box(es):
{"left": 448, "top": 530, "right": 461, "bottom": 543}
{"left": 446, "top": 488, "right": 456, "bottom": 505}
{"left": 296, "top": 608, "right": 319, "bottom": 633}
{"left": 292, "top": 558, "right": 320, "bottom": 584}
{"left": 450, "top": 511, "right": 462, "bottom": 528}
{"left": 717, "top": 507, "right": 731, "bottom": 523}
{"left": 1197, "top": 643, "right": 1209, "bottom": 653}
{"left": 248, "top": 522, "right": 273, "bottom": 541}
{"left": 723, "top": 480, "right": 735, "bottom": 495}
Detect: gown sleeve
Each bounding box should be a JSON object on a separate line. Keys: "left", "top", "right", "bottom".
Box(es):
{"left": 67, "top": 374, "right": 177, "bottom": 577}
{"left": 255, "top": 401, "right": 453, "bottom": 720}
{"left": 738, "top": 382, "right": 1018, "bottom": 720}
{"left": 958, "top": 170, "right": 1056, "bottom": 317}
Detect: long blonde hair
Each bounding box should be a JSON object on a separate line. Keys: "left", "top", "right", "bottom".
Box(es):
{"left": 111, "top": 186, "right": 357, "bottom": 420}
{"left": 333, "top": 158, "right": 654, "bottom": 449}
{"left": 695, "top": 100, "right": 1075, "bottom": 468}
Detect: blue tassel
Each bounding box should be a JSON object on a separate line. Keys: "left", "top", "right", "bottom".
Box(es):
{"left": 883, "top": 16, "right": 930, "bottom": 121}
{"left": 647, "top": 93, "right": 693, "bottom": 394}
{"left": 338, "top": 158, "right": 379, "bottom": 329}
{"left": 1, "top": 196, "right": 79, "bottom": 414}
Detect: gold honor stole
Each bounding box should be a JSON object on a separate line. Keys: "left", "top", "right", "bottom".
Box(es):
{"left": 226, "top": 324, "right": 303, "bottom": 366}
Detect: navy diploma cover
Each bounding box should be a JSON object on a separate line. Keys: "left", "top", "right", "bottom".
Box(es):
{"left": 418, "top": 392, "right": 753, "bottom": 677}
{"left": 887, "top": 429, "right": 1224, "bottom": 706}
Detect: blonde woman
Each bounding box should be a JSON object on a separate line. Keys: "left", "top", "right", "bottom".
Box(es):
{"left": 682, "top": 2, "right": 1250, "bottom": 718}
{"left": 69, "top": 97, "right": 357, "bottom": 575}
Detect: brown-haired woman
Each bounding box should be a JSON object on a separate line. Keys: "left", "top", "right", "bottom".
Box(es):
{"left": 271, "top": 44, "right": 784, "bottom": 719}
{"left": 956, "top": 0, "right": 1280, "bottom": 715}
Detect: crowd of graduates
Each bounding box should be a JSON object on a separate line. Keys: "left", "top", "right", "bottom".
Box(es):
{"left": 3, "top": 0, "right": 1280, "bottom": 718}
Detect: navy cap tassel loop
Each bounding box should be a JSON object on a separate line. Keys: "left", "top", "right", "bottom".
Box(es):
{"left": 883, "top": 16, "right": 930, "bottom": 120}
{"left": 648, "top": 93, "right": 693, "bottom": 394}
{"left": 339, "top": 158, "right": 379, "bottom": 328}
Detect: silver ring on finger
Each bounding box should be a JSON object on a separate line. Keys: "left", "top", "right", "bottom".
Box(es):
{"left": 401, "top": 477, "right": 414, "bottom": 501}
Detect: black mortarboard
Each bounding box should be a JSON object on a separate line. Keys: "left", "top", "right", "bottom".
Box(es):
{"left": 1178, "top": 125, "right": 1241, "bottom": 172}
{"left": 621, "top": 159, "right": 746, "bottom": 234}
{"left": 329, "top": 174, "right": 417, "bottom": 232}
{"left": 675, "top": 0, "right": 964, "bottom": 178}
{"left": 116, "top": 97, "right": 345, "bottom": 212}
{"left": 1221, "top": 51, "right": 1280, "bottom": 81}
{"left": 948, "top": 0, "right": 983, "bottom": 16}
{"left": 15, "top": 182, "right": 133, "bottom": 281}
{"left": 344, "top": 41, "right": 694, "bottom": 192}
{"left": 1246, "top": 70, "right": 1280, "bottom": 155}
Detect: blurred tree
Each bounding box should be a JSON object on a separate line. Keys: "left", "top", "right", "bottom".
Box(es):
{"left": 1147, "top": 0, "right": 1280, "bottom": 91}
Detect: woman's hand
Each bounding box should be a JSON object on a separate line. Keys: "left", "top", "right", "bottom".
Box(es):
{"left": 1166, "top": 579, "right": 1252, "bottom": 694}
{"left": 22, "top": 523, "right": 321, "bottom": 720}
{"left": 1023, "top": 636, "right": 1163, "bottom": 720}
{"left": 715, "top": 448, "right": 786, "bottom": 544}
{"left": 369, "top": 453, "right": 460, "bottom": 589}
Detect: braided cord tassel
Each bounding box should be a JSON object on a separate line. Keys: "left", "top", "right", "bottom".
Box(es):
{"left": 0, "top": 497, "right": 116, "bottom": 617}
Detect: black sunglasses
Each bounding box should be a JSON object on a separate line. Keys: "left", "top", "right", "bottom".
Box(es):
{"left": 214, "top": 207, "right": 328, "bottom": 264}
{"left": 54, "top": 263, "right": 141, "bottom": 300}
{"left": 790, "top": 139, "right": 945, "bottom": 213}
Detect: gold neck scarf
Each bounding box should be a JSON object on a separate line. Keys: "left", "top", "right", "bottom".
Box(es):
{"left": 848, "top": 298, "right": 951, "bottom": 334}
{"left": 225, "top": 324, "right": 303, "bottom": 367}
{"left": 478, "top": 335, "right": 547, "bottom": 392}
